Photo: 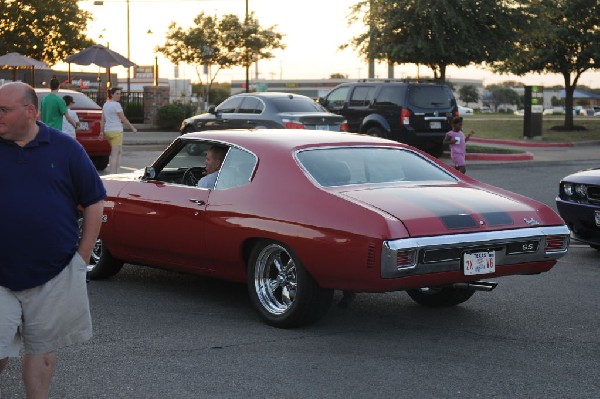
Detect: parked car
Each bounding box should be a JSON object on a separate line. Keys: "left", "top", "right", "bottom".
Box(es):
{"left": 458, "top": 105, "right": 473, "bottom": 115}
{"left": 180, "top": 92, "right": 348, "bottom": 134}
{"left": 89, "top": 129, "right": 570, "bottom": 328}
{"left": 318, "top": 79, "right": 458, "bottom": 157}
{"left": 556, "top": 168, "right": 600, "bottom": 250}
{"left": 35, "top": 88, "right": 111, "bottom": 170}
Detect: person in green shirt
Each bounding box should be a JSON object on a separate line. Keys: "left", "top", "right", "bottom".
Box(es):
{"left": 39, "top": 78, "right": 77, "bottom": 131}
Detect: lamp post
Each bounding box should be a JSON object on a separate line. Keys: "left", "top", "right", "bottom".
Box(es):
{"left": 245, "top": 0, "right": 249, "bottom": 93}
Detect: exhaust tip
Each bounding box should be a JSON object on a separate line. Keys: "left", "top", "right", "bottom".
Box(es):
{"left": 453, "top": 281, "right": 498, "bottom": 292}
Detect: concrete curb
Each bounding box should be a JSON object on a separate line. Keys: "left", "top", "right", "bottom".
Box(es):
{"left": 466, "top": 152, "right": 534, "bottom": 161}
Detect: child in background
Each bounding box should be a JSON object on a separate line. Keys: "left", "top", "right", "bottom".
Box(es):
{"left": 61, "top": 95, "right": 79, "bottom": 139}
{"left": 443, "top": 116, "right": 474, "bottom": 174}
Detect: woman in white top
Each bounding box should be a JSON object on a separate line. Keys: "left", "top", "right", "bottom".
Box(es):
{"left": 101, "top": 87, "right": 137, "bottom": 174}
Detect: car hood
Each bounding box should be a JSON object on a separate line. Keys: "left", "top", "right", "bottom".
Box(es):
{"left": 562, "top": 167, "right": 600, "bottom": 184}
{"left": 339, "top": 184, "right": 547, "bottom": 237}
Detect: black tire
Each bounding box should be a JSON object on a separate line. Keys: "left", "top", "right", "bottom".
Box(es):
{"left": 87, "top": 238, "right": 124, "bottom": 280}
{"left": 366, "top": 126, "right": 387, "bottom": 138}
{"left": 247, "top": 240, "right": 334, "bottom": 328}
{"left": 406, "top": 286, "right": 475, "bottom": 307}
{"left": 92, "top": 156, "right": 109, "bottom": 171}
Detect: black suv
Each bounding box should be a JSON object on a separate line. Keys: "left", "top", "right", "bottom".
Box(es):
{"left": 319, "top": 80, "right": 458, "bottom": 156}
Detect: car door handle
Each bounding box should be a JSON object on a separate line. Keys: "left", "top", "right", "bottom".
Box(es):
{"left": 189, "top": 199, "right": 205, "bottom": 206}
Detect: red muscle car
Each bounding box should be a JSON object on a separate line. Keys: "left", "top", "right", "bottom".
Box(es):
{"left": 90, "top": 130, "right": 570, "bottom": 327}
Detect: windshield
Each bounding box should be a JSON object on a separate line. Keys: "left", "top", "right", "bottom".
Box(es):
{"left": 297, "top": 147, "right": 456, "bottom": 187}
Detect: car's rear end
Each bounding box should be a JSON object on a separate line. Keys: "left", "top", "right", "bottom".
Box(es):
{"left": 271, "top": 96, "right": 348, "bottom": 132}
{"left": 397, "top": 84, "right": 457, "bottom": 156}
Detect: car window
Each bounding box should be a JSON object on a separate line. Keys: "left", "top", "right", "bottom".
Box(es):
{"left": 270, "top": 96, "right": 325, "bottom": 113}
{"left": 325, "top": 87, "right": 349, "bottom": 107}
{"left": 297, "top": 147, "right": 455, "bottom": 187}
{"left": 408, "top": 86, "right": 453, "bottom": 109}
{"left": 36, "top": 91, "right": 101, "bottom": 110}
{"left": 349, "top": 86, "right": 375, "bottom": 107}
{"left": 238, "top": 97, "right": 263, "bottom": 114}
{"left": 215, "top": 147, "right": 257, "bottom": 190}
{"left": 374, "top": 86, "right": 403, "bottom": 107}
{"left": 153, "top": 141, "right": 214, "bottom": 185}
{"left": 217, "top": 97, "right": 243, "bottom": 113}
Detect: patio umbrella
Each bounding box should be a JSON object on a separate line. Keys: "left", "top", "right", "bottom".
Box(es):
{"left": 65, "top": 44, "right": 136, "bottom": 88}
{"left": 65, "top": 44, "right": 135, "bottom": 69}
{"left": 0, "top": 52, "right": 50, "bottom": 84}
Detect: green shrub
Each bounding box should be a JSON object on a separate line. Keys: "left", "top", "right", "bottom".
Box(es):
{"left": 156, "top": 102, "right": 197, "bottom": 131}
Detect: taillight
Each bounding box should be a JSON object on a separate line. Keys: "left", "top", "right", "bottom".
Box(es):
{"left": 401, "top": 108, "right": 410, "bottom": 125}
{"left": 544, "top": 235, "right": 569, "bottom": 253}
{"left": 396, "top": 249, "right": 417, "bottom": 270}
{"left": 340, "top": 121, "right": 349, "bottom": 132}
{"left": 282, "top": 119, "right": 304, "bottom": 129}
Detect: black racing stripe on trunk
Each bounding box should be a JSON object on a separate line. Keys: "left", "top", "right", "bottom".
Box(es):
{"left": 396, "top": 189, "right": 513, "bottom": 229}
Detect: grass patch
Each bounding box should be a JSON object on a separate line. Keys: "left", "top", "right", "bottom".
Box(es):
{"left": 466, "top": 145, "right": 526, "bottom": 154}
{"left": 462, "top": 115, "right": 600, "bottom": 142}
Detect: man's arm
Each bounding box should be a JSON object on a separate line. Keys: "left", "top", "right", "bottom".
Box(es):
{"left": 78, "top": 201, "right": 104, "bottom": 263}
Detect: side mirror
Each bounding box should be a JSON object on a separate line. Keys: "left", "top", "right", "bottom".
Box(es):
{"left": 144, "top": 166, "right": 156, "bottom": 180}
{"left": 208, "top": 105, "right": 216, "bottom": 114}
{"left": 317, "top": 97, "right": 327, "bottom": 106}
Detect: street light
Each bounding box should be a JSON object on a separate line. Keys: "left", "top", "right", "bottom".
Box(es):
{"left": 245, "top": 0, "right": 249, "bottom": 93}
{"left": 93, "top": 0, "right": 131, "bottom": 93}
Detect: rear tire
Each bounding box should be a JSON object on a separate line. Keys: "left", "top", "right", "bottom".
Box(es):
{"left": 247, "top": 240, "right": 333, "bottom": 328}
{"left": 366, "top": 126, "right": 387, "bottom": 139}
{"left": 407, "top": 286, "right": 475, "bottom": 307}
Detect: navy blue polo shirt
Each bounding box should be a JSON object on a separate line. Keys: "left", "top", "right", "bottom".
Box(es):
{"left": 0, "top": 122, "right": 106, "bottom": 291}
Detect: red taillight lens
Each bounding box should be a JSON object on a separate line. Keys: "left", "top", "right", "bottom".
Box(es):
{"left": 545, "top": 235, "right": 569, "bottom": 252}
{"left": 340, "top": 121, "right": 349, "bottom": 132}
{"left": 282, "top": 119, "right": 304, "bottom": 129}
{"left": 400, "top": 108, "right": 410, "bottom": 125}
{"left": 396, "top": 249, "right": 417, "bottom": 269}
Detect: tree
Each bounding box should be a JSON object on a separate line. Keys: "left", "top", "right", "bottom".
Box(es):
{"left": 458, "top": 85, "right": 479, "bottom": 106}
{"left": 345, "top": 0, "right": 517, "bottom": 82}
{"left": 492, "top": 0, "right": 600, "bottom": 129}
{"left": 0, "top": 0, "right": 94, "bottom": 65}
{"left": 486, "top": 85, "right": 520, "bottom": 111}
{"left": 157, "top": 12, "right": 284, "bottom": 107}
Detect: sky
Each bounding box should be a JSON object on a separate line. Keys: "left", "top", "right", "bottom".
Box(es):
{"left": 67, "top": 0, "right": 600, "bottom": 88}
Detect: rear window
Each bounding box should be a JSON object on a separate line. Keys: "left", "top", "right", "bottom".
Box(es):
{"left": 67, "top": 93, "right": 101, "bottom": 110}
{"left": 408, "top": 86, "right": 453, "bottom": 109}
{"left": 271, "top": 97, "right": 325, "bottom": 113}
{"left": 297, "top": 147, "right": 455, "bottom": 187}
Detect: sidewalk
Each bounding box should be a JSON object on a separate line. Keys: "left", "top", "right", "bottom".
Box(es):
{"left": 124, "top": 130, "right": 600, "bottom": 165}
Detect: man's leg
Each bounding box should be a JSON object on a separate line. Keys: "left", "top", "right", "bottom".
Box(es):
{"left": 23, "top": 352, "right": 56, "bottom": 399}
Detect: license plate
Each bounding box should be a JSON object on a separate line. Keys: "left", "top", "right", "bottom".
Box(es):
{"left": 464, "top": 251, "right": 495, "bottom": 275}
{"left": 595, "top": 210, "right": 600, "bottom": 227}
{"left": 77, "top": 122, "right": 89, "bottom": 131}
{"left": 430, "top": 121, "right": 441, "bottom": 129}
{"left": 316, "top": 125, "right": 330, "bottom": 131}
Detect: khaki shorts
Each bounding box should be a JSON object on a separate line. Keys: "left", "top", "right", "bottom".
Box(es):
{"left": 104, "top": 131, "right": 124, "bottom": 146}
{"left": 0, "top": 252, "right": 92, "bottom": 357}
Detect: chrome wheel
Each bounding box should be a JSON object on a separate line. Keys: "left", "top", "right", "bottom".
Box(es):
{"left": 247, "top": 240, "right": 334, "bottom": 327}
{"left": 254, "top": 243, "right": 298, "bottom": 315}
{"left": 88, "top": 238, "right": 103, "bottom": 273}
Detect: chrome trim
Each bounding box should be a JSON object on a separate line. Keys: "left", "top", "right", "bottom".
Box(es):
{"left": 381, "top": 225, "right": 570, "bottom": 279}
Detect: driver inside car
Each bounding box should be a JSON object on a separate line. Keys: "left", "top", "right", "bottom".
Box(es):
{"left": 197, "top": 145, "right": 228, "bottom": 189}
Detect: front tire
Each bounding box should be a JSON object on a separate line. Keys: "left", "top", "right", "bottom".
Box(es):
{"left": 407, "top": 286, "right": 475, "bottom": 307}
{"left": 247, "top": 241, "right": 333, "bottom": 328}
{"left": 87, "top": 239, "right": 124, "bottom": 280}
